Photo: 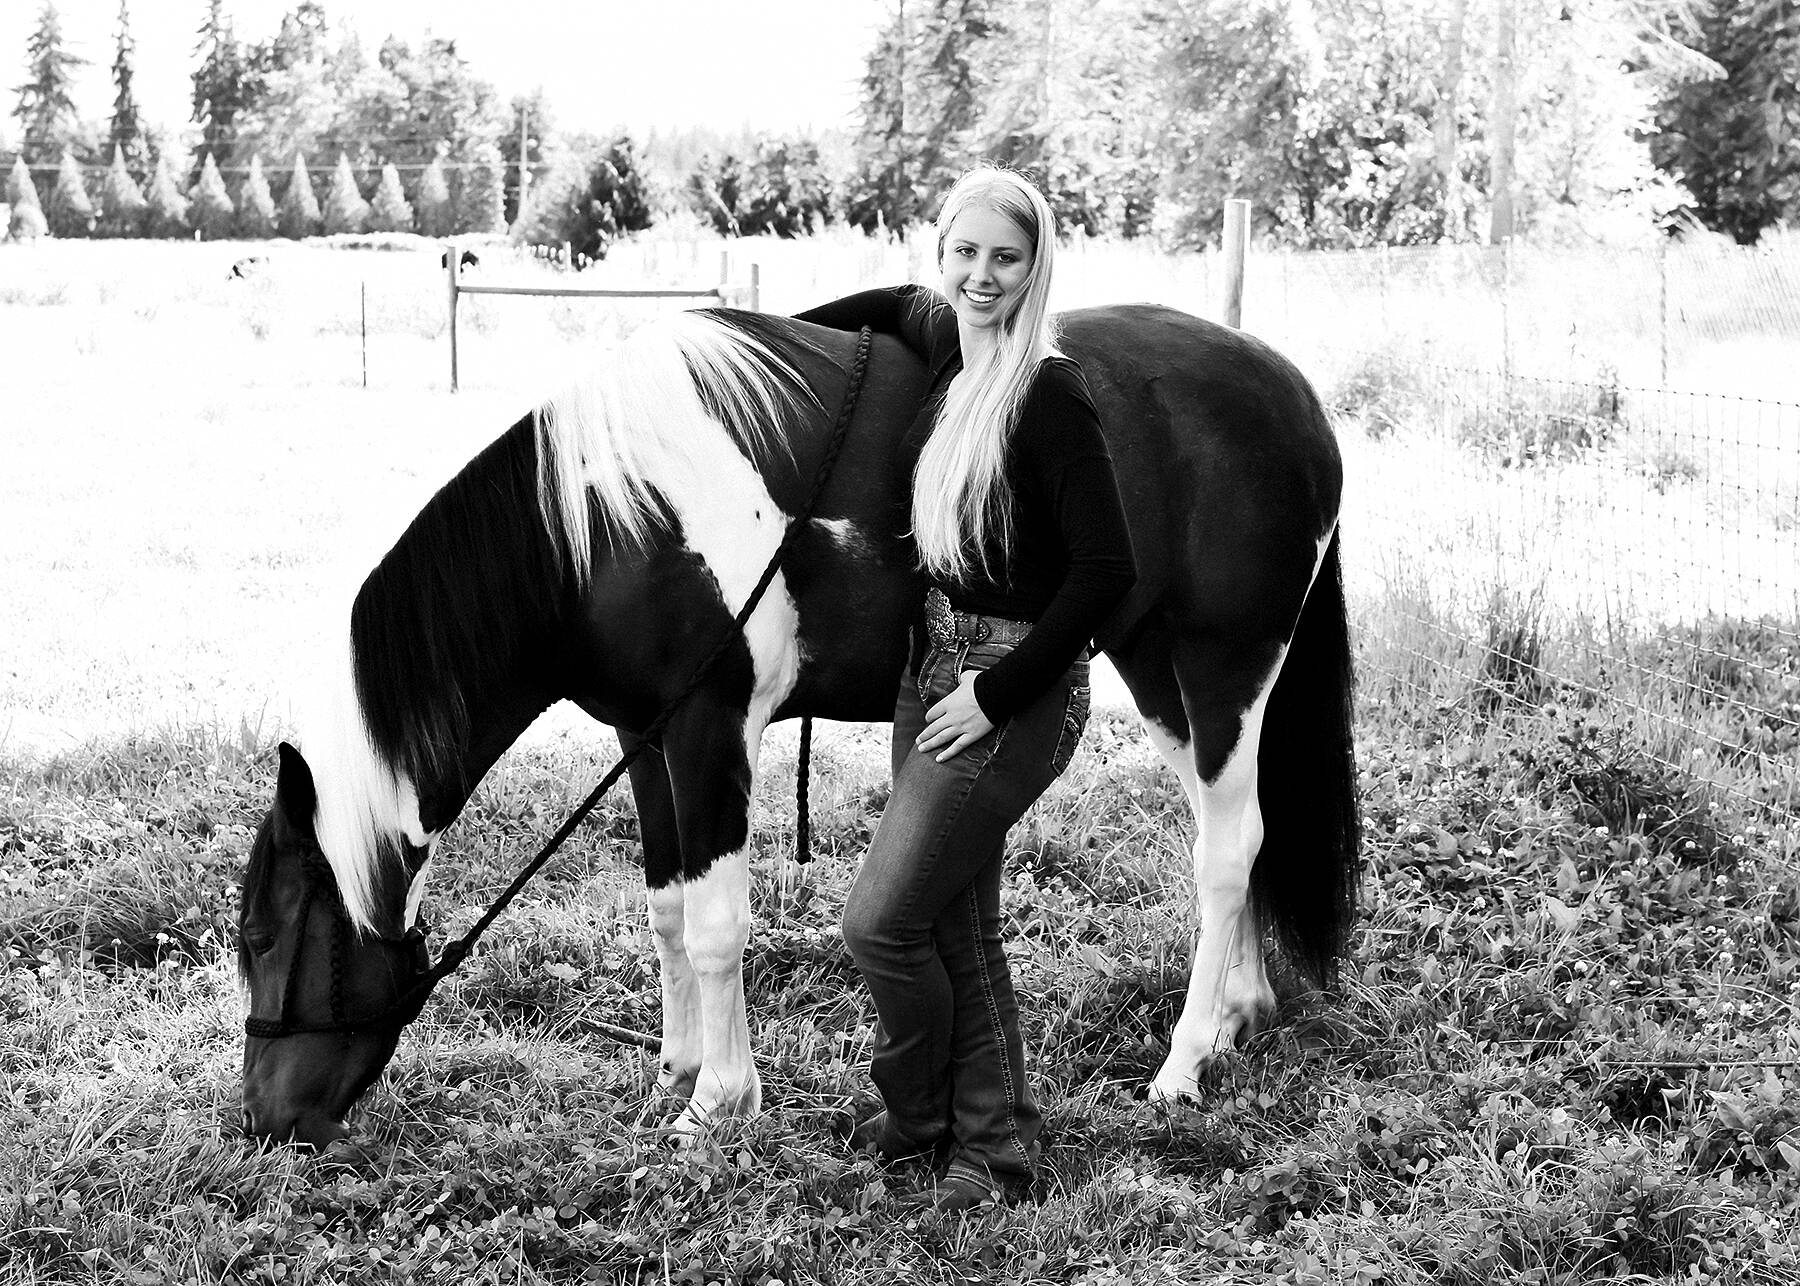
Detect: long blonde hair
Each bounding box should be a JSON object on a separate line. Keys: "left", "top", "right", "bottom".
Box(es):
{"left": 912, "top": 166, "right": 1060, "bottom": 584}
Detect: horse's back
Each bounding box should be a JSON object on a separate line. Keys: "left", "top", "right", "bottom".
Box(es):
{"left": 1058, "top": 305, "right": 1342, "bottom": 645}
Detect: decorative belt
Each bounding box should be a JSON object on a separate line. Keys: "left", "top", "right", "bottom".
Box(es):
{"left": 924, "top": 587, "right": 1034, "bottom": 647}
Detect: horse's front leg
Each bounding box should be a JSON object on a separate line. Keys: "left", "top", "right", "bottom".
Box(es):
{"left": 662, "top": 695, "right": 768, "bottom": 1129}
{"left": 623, "top": 734, "right": 703, "bottom": 1101}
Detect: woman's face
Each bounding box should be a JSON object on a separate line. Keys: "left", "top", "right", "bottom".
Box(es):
{"left": 940, "top": 203, "right": 1034, "bottom": 336}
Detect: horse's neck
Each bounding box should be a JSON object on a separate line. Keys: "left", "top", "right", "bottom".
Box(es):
{"left": 414, "top": 679, "right": 555, "bottom": 835}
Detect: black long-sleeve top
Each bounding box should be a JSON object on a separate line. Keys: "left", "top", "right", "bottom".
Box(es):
{"left": 793, "top": 285, "right": 1137, "bottom": 722}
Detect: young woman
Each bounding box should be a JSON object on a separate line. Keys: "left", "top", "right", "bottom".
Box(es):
{"left": 794, "top": 167, "right": 1136, "bottom": 1212}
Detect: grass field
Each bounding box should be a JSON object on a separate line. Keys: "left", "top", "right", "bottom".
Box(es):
{"left": 4, "top": 238, "right": 1799, "bottom": 1284}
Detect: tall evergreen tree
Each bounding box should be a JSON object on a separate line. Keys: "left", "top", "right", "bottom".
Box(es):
{"left": 414, "top": 152, "right": 453, "bottom": 237}
{"left": 12, "top": 2, "right": 88, "bottom": 163}
{"left": 321, "top": 152, "right": 370, "bottom": 234}
{"left": 6, "top": 155, "right": 48, "bottom": 239}
{"left": 192, "top": 0, "right": 258, "bottom": 175}
{"left": 277, "top": 151, "right": 320, "bottom": 238}
{"left": 190, "top": 151, "right": 235, "bottom": 238}
{"left": 98, "top": 144, "right": 148, "bottom": 236}
{"left": 143, "top": 151, "right": 191, "bottom": 238}
{"left": 1652, "top": 0, "right": 1800, "bottom": 241}
{"left": 45, "top": 149, "right": 94, "bottom": 236}
{"left": 236, "top": 152, "right": 276, "bottom": 237}
{"left": 367, "top": 160, "right": 413, "bottom": 232}
{"left": 108, "top": 0, "right": 146, "bottom": 175}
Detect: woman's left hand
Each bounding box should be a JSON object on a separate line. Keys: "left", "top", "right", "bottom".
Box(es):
{"left": 917, "top": 671, "right": 996, "bottom": 762}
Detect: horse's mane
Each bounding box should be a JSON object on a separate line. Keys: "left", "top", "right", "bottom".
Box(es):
{"left": 308, "top": 310, "right": 814, "bottom": 932}
{"left": 534, "top": 309, "right": 818, "bottom": 587}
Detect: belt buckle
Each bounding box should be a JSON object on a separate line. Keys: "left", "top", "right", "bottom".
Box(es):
{"left": 924, "top": 588, "right": 955, "bottom": 647}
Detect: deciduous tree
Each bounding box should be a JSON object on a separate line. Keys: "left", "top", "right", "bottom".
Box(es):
{"left": 1651, "top": 0, "right": 1800, "bottom": 241}
{"left": 453, "top": 139, "right": 505, "bottom": 234}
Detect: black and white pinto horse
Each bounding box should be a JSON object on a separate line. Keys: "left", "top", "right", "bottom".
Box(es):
{"left": 238, "top": 305, "right": 1358, "bottom": 1148}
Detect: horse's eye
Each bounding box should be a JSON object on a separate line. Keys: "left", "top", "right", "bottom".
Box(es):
{"left": 244, "top": 931, "right": 278, "bottom": 956}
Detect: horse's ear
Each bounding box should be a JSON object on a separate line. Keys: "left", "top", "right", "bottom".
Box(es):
{"left": 274, "top": 742, "right": 318, "bottom": 831}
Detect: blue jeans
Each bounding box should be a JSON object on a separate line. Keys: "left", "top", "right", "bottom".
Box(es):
{"left": 841, "top": 621, "right": 1091, "bottom": 1194}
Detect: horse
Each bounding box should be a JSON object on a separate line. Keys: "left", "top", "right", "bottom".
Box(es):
{"left": 237, "top": 304, "right": 1358, "bottom": 1149}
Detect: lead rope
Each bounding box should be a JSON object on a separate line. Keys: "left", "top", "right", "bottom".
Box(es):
{"left": 339, "top": 326, "right": 871, "bottom": 1032}
{"left": 794, "top": 713, "right": 813, "bottom": 865}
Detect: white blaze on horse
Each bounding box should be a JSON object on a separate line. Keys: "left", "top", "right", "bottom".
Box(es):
{"left": 236, "top": 305, "right": 1358, "bottom": 1149}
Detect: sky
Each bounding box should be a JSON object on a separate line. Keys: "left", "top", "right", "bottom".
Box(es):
{"left": 2, "top": 1, "right": 886, "bottom": 139}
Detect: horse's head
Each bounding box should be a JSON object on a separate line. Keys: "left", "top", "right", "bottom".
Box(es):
{"left": 238, "top": 742, "right": 430, "bottom": 1148}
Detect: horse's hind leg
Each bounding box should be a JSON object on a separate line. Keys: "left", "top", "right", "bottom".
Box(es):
{"left": 1112, "top": 627, "right": 1279, "bottom": 1099}
{"left": 625, "top": 735, "right": 703, "bottom": 1101}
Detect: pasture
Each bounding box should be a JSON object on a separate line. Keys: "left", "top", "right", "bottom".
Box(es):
{"left": 4, "top": 237, "right": 1799, "bottom": 1285}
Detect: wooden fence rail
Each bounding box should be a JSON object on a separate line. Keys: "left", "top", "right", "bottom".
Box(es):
{"left": 445, "top": 247, "right": 761, "bottom": 392}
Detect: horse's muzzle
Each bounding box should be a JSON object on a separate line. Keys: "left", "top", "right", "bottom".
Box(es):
{"left": 241, "top": 1098, "right": 351, "bottom": 1149}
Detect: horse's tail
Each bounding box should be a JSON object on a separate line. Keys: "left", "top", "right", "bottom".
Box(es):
{"left": 1251, "top": 526, "right": 1361, "bottom": 988}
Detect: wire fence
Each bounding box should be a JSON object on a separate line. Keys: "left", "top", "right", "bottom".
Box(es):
{"left": 1239, "top": 237, "right": 1800, "bottom": 845}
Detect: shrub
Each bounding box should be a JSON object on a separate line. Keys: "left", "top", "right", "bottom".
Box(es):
{"left": 142, "top": 153, "right": 191, "bottom": 239}
{"left": 236, "top": 154, "right": 276, "bottom": 238}
{"left": 96, "top": 146, "right": 147, "bottom": 237}
{"left": 414, "top": 155, "right": 452, "bottom": 238}
{"left": 46, "top": 151, "right": 95, "bottom": 238}
{"left": 687, "top": 151, "right": 746, "bottom": 236}
{"left": 512, "top": 138, "right": 653, "bottom": 262}
{"left": 367, "top": 162, "right": 413, "bottom": 233}
{"left": 734, "top": 138, "right": 833, "bottom": 238}
{"left": 277, "top": 153, "right": 320, "bottom": 240}
{"left": 190, "top": 152, "right": 235, "bottom": 240}
{"left": 321, "top": 153, "right": 370, "bottom": 236}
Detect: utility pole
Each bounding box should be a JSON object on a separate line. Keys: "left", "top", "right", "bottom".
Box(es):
{"left": 515, "top": 104, "right": 530, "bottom": 226}
{"left": 895, "top": 0, "right": 907, "bottom": 226}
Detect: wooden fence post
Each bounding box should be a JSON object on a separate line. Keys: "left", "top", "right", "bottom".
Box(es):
{"left": 1222, "top": 198, "right": 1250, "bottom": 328}
{"left": 446, "top": 242, "right": 461, "bottom": 393}
{"left": 749, "top": 262, "right": 761, "bottom": 313}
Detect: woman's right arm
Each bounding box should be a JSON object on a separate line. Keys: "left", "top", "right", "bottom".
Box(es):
{"left": 792, "top": 284, "right": 950, "bottom": 363}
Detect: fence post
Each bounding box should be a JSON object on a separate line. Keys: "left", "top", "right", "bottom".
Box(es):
{"left": 446, "top": 242, "right": 461, "bottom": 394}
{"left": 748, "top": 262, "right": 761, "bottom": 313}
{"left": 1658, "top": 237, "right": 1669, "bottom": 387}
{"left": 360, "top": 280, "right": 367, "bottom": 390}
{"left": 1222, "top": 198, "right": 1250, "bottom": 328}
